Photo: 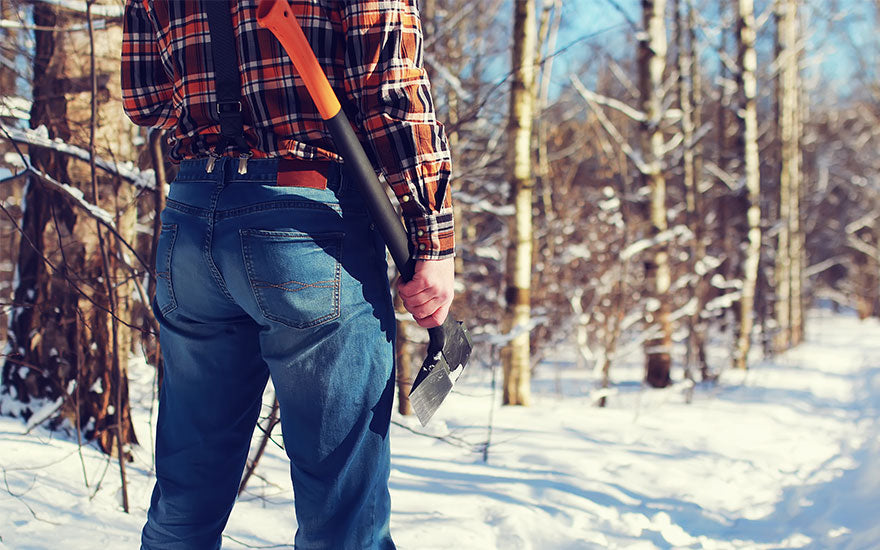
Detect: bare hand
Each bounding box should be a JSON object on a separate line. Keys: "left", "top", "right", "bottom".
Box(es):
{"left": 397, "top": 258, "right": 455, "bottom": 328}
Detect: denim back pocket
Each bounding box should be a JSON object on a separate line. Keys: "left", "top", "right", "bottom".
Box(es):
{"left": 155, "top": 224, "right": 179, "bottom": 315}
{"left": 240, "top": 229, "right": 343, "bottom": 329}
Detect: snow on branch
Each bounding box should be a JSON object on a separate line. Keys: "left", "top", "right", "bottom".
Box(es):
{"left": 28, "top": 166, "right": 116, "bottom": 228}
{"left": 805, "top": 255, "right": 848, "bottom": 278}
{"left": 844, "top": 213, "right": 879, "bottom": 234}
{"left": 35, "top": 0, "right": 123, "bottom": 18}
{"left": 0, "top": 97, "right": 31, "bottom": 120}
{"left": 703, "top": 290, "right": 742, "bottom": 314}
{"left": 0, "top": 18, "right": 106, "bottom": 31}
{"left": 659, "top": 132, "right": 685, "bottom": 157}
{"left": 620, "top": 224, "right": 693, "bottom": 261}
{"left": 1, "top": 123, "right": 156, "bottom": 191}
{"left": 471, "top": 316, "right": 550, "bottom": 347}
{"left": 847, "top": 235, "right": 878, "bottom": 259}
{"left": 704, "top": 160, "right": 740, "bottom": 190}
{"left": 570, "top": 74, "right": 650, "bottom": 175}
{"left": 569, "top": 79, "right": 646, "bottom": 122}
{"left": 454, "top": 190, "right": 515, "bottom": 216}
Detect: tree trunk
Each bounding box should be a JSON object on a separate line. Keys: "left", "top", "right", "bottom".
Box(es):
{"left": 674, "top": 0, "right": 701, "bottom": 379}
{"left": 502, "top": 0, "right": 536, "bottom": 406}
{"left": 775, "top": 0, "right": 801, "bottom": 351}
{"left": 638, "top": 0, "right": 672, "bottom": 388}
{"left": 789, "top": 0, "right": 805, "bottom": 345}
{"left": 686, "top": 0, "right": 711, "bottom": 380}
{"left": 0, "top": 2, "right": 138, "bottom": 454}
{"left": 733, "top": 0, "right": 762, "bottom": 370}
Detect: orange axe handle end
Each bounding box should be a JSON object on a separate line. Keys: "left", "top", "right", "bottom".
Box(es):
{"left": 256, "top": 0, "right": 341, "bottom": 120}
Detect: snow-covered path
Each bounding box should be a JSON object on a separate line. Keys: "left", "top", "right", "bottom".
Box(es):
{"left": 1, "top": 311, "right": 879, "bottom": 549}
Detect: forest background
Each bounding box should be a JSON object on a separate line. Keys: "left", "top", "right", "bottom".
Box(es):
{"left": 0, "top": 0, "right": 878, "bottom": 516}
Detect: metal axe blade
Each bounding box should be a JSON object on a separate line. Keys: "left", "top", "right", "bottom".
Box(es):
{"left": 409, "top": 320, "right": 472, "bottom": 426}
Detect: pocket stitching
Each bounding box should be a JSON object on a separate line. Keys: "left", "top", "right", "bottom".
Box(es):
{"left": 157, "top": 224, "right": 178, "bottom": 315}
{"left": 240, "top": 229, "right": 343, "bottom": 329}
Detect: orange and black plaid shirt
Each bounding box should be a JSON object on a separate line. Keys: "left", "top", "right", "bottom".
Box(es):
{"left": 122, "top": 0, "right": 453, "bottom": 259}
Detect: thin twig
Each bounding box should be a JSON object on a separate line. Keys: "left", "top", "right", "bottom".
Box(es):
{"left": 86, "top": 0, "right": 129, "bottom": 513}
{"left": 570, "top": 74, "right": 652, "bottom": 175}
{"left": 390, "top": 420, "right": 475, "bottom": 450}
{"left": 220, "top": 534, "right": 294, "bottom": 549}
{"left": 238, "top": 398, "right": 281, "bottom": 496}
{"left": 2, "top": 469, "right": 63, "bottom": 526}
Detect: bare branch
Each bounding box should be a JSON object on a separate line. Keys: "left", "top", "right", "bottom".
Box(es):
{"left": 424, "top": 51, "right": 474, "bottom": 102}
{"left": 847, "top": 235, "right": 878, "bottom": 259}
{"left": 608, "top": 56, "right": 639, "bottom": 98}
{"left": 659, "top": 132, "right": 685, "bottom": 157}
{"left": 570, "top": 74, "right": 651, "bottom": 174}
{"left": 0, "top": 122, "right": 156, "bottom": 190}
{"left": 704, "top": 160, "right": 740, "bottom": 190}
{"left": 600, "top": 0, "right": 638, "bottom": 30}
{"left": 569, "top": 81, "right": 646, "bottom": 122}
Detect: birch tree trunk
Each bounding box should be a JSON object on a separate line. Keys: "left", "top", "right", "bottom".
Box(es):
{"left": 734, "top": 0, "right": 762, "bottom": 370}
{"left": 638, "top": 0, "right": 672, "bottom": 388}
{"left": 502, "top": 0, "right": 536, "bottom": 405}
{"left": 0, "top": 1, "right": 138, "bottom": 454}
{"left": 789, "top": 0, "right": 805, "bottom": 345}
{"left": 774, "top": 0, "right": 801, "bottom": 351}
{"left": 687, "top": 0, "right": 712, "bottom": 379}
{"left": 674, "top": 0, "right": 701, "bottom": 379}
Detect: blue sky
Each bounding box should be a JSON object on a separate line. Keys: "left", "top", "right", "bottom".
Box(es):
{"left": 547, "top": 0, "right": 875, "bottom": 100}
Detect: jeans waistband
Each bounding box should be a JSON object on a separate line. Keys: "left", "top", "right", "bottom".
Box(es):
{"left": 174, "top": 157, "right": 341, "bottom": 185}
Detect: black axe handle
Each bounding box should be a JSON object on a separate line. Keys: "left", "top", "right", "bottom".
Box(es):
{"left": 256, "top": 0, "right": 446, "bottom": 355}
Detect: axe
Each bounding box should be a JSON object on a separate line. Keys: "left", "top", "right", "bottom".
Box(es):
{"left": 256, "top": 0, "right": 472, "bottom": 426}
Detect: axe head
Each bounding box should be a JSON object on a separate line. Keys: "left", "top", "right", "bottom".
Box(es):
{"left": 408, "top": 318, "right": 472, "bottom": 426}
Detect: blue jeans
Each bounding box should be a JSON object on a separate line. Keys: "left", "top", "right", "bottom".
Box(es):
{"left": 141, "top": 157, "right": 397, "bottom": 550}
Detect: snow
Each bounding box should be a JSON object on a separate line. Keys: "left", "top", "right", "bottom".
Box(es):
{"left": 1, "top": 311, "right": 880, "bottom": 549}
{"left": 0, "top": 123, "right": 156, "bottom": 190}
{"left": 0, "top": 96, "right": 30, "bottom": 120}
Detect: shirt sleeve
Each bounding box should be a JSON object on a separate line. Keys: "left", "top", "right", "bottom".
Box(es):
{"left": 121, "top": 0, "right": 178, "bottom": 130}
{"left": 340, "top": 0, "right": 454, "bottom": 260}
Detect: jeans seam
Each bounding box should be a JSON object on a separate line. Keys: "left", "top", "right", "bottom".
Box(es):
{"left": 204, "top": 161, "right": 235, "bottom": 303}
{"left": 215, "top": 199, "right": 342, "bottom": 221}
{"left": 166, "top": 198, "right": 209, "bottom": 218}
{"left": 158, "top": 224, "right": 179, "bottom": 315}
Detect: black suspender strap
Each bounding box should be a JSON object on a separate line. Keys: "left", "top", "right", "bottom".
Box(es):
{"left": 204, "top": 0, "right": 251, "bottom": 172}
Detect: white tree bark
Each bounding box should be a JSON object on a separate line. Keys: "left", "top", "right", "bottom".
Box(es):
{"left": 639, "top": 0, "right": 673, "bottom": 388}
{"left": 775, "top": 0, "right": 802, "bottom": 350}
{"left": 503, "top": 0, "right": 536, "bottom": 406}
{"left": 734, "top": 0, "right": 762, "bottom": 370}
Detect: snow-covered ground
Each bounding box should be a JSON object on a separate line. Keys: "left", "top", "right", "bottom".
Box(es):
{"left": 2, "top": 310, "right": 879, "bottom": 549}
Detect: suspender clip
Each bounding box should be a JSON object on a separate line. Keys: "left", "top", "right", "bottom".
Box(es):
{"left": 206, "top": 150, "right": 221, "bottom": 173}
{"left": 237, "top": 152, "right": 253, "bottom": 175}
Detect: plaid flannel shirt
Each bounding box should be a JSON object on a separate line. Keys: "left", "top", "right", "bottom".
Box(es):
{"left": 122, "top": 0, "right": 454, "bottom": 259}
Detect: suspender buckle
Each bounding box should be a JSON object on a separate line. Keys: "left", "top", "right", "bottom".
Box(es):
{"left": 217, "top": 101, "right": 242, "bottom": 114}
